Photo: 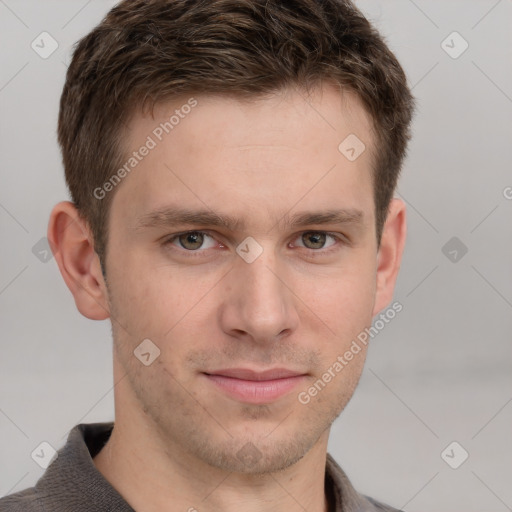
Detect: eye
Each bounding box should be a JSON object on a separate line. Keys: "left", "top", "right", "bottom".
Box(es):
{"left": 163, "top": 230, "right": 344, "bottom": 257}
{"left": 165, "top": 231, "right": 218, "bottom": 251}
{"left": 292, "top": 231, "right": 339, "bottom": 251}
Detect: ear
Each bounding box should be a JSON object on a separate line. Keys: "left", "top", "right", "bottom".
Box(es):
{"left": 372, "top": 198, "right": 407, "bottom": 316}
{"left": 47, "top": 201, "right": 110, "bottom": 320}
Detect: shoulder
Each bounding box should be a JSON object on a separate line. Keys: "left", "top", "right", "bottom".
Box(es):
{"left": 325, "top": 453, "right": 403, "bottom": 512}
{"left": 0, "top": 422, "right": 116, "bottom": 512}
{"left": 0, "top": 487, "right": 45, "bottom": 512}
{"left": 364, "top": 495, "right": 404, "bottom": 511}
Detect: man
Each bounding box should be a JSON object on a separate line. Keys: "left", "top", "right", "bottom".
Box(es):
{"left": 0, "top": 0, "right": 415, "bottom": 510}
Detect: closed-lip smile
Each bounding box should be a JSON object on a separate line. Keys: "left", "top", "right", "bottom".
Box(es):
{"left": 203, "top": 367, "right": 308, "bottom": 404}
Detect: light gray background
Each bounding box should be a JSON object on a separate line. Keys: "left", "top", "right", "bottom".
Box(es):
{"left": 1, "top": 1, "right": 511, "bottom": 511}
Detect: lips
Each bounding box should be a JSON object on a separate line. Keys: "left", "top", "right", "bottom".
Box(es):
{"left": 202, "top": 367, "right": 307, "bottom": 404}
{"left": 205, "top": 368, "right": 304, "bottom": 381}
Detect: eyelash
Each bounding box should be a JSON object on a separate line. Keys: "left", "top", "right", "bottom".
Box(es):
{"left": 162, "top": 230, "right": 347, "bottom": 257}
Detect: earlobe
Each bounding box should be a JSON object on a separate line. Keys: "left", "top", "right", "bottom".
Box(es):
{"left": 372, "top": 198, "right": 407, "bottom": 317}
{"left": 47, "top": 201, "right": 110, "bottom": 320}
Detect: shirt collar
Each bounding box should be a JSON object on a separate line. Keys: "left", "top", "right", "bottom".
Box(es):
{"left": 35, "top": 422, "right": 398, "bottom": 512}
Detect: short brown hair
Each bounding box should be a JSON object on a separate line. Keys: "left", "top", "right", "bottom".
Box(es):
{"left": 58, "top": 0, "right": 415, "bottom": 268}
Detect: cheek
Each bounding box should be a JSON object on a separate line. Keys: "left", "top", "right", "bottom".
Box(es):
{"left": 107, "top": 252, "right": 221, "bottom": 340}
{"left": 106, "top": 235, "right": 377, "bottom": 347}
{"left": 298, "top": 262, "right": 376, "bottom": 337}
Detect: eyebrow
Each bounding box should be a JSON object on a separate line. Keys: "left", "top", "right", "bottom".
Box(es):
{"left": 134, "top": 206, "right": 364, "bottom": 233}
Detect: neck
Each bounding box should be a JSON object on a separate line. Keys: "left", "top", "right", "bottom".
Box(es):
{"left": 93, "top": 372, "right": 331, "bottom": 512}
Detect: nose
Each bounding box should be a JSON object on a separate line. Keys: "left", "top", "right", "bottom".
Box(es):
{"left": 218, "top": 248, "right": 300, "bottom": 345}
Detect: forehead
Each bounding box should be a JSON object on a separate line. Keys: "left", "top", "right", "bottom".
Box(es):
{"left": 110, "top": 84, "right": 376, "bottom": 231}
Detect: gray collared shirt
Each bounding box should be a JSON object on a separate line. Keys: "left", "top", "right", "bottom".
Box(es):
{"left": 0, "top": 422, "right": 402, "bottom": 512}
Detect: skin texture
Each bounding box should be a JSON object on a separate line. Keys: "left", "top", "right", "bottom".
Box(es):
{"left": 48, "top": 83, "right": 406, "bottom": 512}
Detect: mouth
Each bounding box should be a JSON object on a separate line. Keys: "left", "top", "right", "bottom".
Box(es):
{"left": 202, "top": 368, "right": 308, "bottom": 404}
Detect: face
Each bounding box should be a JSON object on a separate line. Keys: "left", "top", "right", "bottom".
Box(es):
{"left": 103, "top": 84, "right": 380, "bottom": 474}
